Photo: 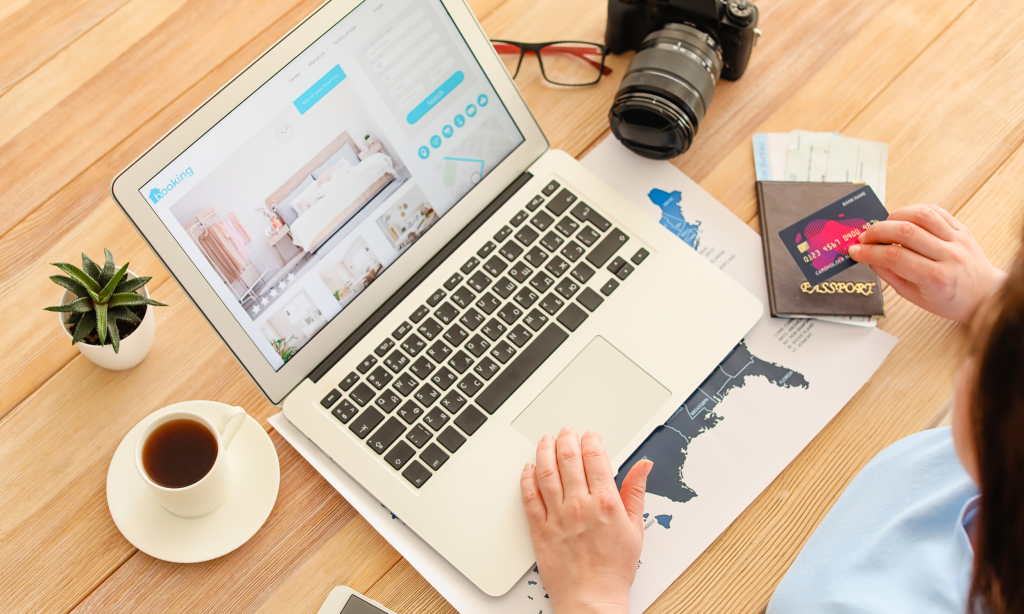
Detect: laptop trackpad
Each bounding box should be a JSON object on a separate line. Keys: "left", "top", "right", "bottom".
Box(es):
{"left": 512, "top": 336, "right": 671, "bottom": 459}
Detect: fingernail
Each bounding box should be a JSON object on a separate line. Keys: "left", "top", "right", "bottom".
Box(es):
{"left": 541, "top": 434, "right": 553, "bottom": 443}
{"left": 523, "top": 463, "right": 533, "bottom": 472}
{"left": 849, "top": 244, "right": 861, "bottom": 258}
{"left": 643, "top": 460, "right": 653, "bottom": 477}
{"left": 559, "top": 426, "right": 573, "bottom": 435}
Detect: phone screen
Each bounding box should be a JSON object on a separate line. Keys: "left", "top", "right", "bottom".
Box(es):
{"left": 340, "top": 594, "right": 390, "bottom": 614}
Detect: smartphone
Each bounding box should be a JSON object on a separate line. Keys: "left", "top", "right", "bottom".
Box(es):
{"left": 317, "top": 586, "right": 399, "bottom": 614}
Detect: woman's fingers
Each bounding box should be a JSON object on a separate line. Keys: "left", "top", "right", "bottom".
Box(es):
{"left": 555, "top": 427, "right": 589, "bottom": 498}
{"left": 580, "top": 431, "right": 615, "bottom": 495}
{"left": 887, "top": 204, "right": 958, "bottom": 241}
{"left": 858, "top": 219, "right": 948, "bottom": 261}
{"left": 848, "top": 242, "right": 941, "bottom": 285}
{"left": 869, "top": 265, "right": 919, "bottom": 299}
{"left": 535, "top": 433, "right": 563, "bottom": 506}
{"left": 520, "top": 463, "right": 546, "bottom": 528}
{"left": 619, "top": 459, "right": 652, "bottom": 526}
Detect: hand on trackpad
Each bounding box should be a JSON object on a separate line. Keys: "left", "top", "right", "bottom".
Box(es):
{"left": 511, "top": 336, "right": 671, "bottom": 459}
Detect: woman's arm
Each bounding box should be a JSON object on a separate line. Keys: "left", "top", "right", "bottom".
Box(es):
{"left": 520, "top": 427, "right": 653, "bottom": 614}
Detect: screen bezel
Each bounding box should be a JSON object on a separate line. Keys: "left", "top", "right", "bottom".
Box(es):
{"left": 110, "top": 0, "right": 548, "bottom": 404}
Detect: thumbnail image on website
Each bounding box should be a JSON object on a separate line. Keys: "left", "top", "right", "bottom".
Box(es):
{"left": 140, "top": 0, "right": 523, "bottom": 370}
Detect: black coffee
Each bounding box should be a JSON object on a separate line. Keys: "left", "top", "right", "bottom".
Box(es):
{"left": 142, "top": 418, "right": 218, "bottom": 488}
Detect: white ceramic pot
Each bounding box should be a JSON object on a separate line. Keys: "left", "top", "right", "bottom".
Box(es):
{"left": 58, "top": 271, "right": 155, "bottom": 370}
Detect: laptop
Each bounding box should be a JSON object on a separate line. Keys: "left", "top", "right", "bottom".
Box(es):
{"left": 111, "top": 0, "right": 761, "bottom": 596}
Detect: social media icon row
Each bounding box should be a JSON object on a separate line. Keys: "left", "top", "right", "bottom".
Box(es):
{"left": 417, "top": 95, "right": 488, "bottom": 159}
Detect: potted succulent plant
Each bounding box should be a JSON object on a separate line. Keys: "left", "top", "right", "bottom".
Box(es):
{"left": 44, "top": 249, "right": 167, "bottom": 370}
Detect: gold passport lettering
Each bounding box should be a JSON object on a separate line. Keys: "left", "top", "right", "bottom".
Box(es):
{"left": 800, "top": 281, "right": 877, "bottom": 296}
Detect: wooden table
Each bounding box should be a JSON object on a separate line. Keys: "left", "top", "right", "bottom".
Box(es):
{"left": 3, "top": 0, "right": 1023, "bottom": 611}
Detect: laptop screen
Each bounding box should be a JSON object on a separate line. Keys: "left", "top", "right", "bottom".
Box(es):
{"left": 138, "top": 0, "right": 524, "bottom": 370}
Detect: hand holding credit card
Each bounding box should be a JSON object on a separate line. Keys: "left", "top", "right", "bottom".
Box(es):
{"left": 778, "top": 186, "right": 889, "bottom": 284}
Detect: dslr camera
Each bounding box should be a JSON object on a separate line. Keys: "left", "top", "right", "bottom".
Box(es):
{"left": 606, "top": 0, "right": 760, "bottom": 159}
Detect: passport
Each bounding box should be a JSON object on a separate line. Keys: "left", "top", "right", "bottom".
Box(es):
{"left": 756, "top": 181, "right": 886, "bottom": 319}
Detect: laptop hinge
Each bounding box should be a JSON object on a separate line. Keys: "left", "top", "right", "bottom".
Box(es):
{"left": 310, "top": 171, "right": 534, "bottom": 383}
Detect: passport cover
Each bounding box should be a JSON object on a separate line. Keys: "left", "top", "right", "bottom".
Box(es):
{"left": 757, "top": 181, "right": 885, "bottom": 318}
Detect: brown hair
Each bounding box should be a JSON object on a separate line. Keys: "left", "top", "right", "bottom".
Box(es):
{"left": 968, "top": 250, "right": 1024, "bottom": 614}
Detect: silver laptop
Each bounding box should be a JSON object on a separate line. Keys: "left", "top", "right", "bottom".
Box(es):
{"left": 111, "top": 0, "right": 761, "bottom": 596}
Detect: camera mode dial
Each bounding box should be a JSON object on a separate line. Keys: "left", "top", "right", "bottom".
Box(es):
{"left": 726, "top": 0, "right": 755, "bottom": 26}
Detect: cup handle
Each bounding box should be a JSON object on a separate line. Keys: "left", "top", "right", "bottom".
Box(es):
{"left": 215, "top": 406, "right": 248, "bottom": 449}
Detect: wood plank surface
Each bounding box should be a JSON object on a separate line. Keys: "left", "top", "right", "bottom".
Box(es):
{"left": 2, "top": 0, "right": 1023, "bottom": 612}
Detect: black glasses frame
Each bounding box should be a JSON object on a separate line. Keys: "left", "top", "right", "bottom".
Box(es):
{"left": 490, "top": 40, "right": 610, "bottom": 86}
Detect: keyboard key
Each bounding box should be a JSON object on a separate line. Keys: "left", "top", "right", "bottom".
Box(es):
{"left": 515, "top": 225, "right": 540, "bottom": 246}
{"left": 349, "top": 407, "right": 384, "bottom": 439}
{"left": 443, "top": 272, "right": 463, "bottom": 291}
{"left": 499, "top": 241, "right": 523, "bottom": 261}
{"left": 481, "top": 318, "right": 507, "bottom": 341}
{"left": 555, "top": 216, "right": 579, "bottom": 237}
{"left": 632, "top": 248, "right": 650, "bottom": 265}
{"left": 437, "top": 426, "right": 467, "bottom": 453}
{"left": 557, "top": 303, "right": 588, "bottom": 332}
{"left": 393, "top": 372, "right": 418, "bottom": 396}
{"left": 514, "top": 288, "right": 539, "bottom": 309}
{"left": 401, "top": 334, "right": 426, "bottom": 356}
{"left": 332, "top": 399, "right": 358, "bottom": 423}
{"left": 357, "top": 355, "right": 377, "bottom": 374}
{"left": 385, "top": 350, "right": 409, "bottom": 373}
{"left": 555, "top": 278, "right": 580, "bottom": 300}
{"left": 460, "top": 308, "right": 484, "bottom": 331}
{"left": 415, "top": 383, "right": 440, "bottom": 406}
{"left": 384, "top": 440, "right": 415, "bottom": 469}
{"left": 570, "top": 202, "right": 611, "bottom": 231}
{"left": 406, "top": 424, "right": 432, "bottom": 448}
{"left": 601, "top": 278, "right": 619, "bottom": 296}
{"left": 540, "top": 231, "right": 564, "bottom": 252}
{"left": 523, "top": 309, "right": 549, "bottom": 331}
{"left": 366, "top": 366, "right": 393, "bottom": 390}
{"left": 392, "top": 321, "right": 412, "bottom": 340}
{"left": 508, "top": 261, "right": 532, "bottom": 283}
{"left": 431, "top": 367, "right": 458, "bottom": 390}
{"left": 540, "top": 293, "right": 564, "bottom": 315}
{"left": 576, "top": 226, "right": 600, "bottom": 247}
{"left": 420, "top": 443, "right": 450, "bottom": 470}
{"left": 339, "top": 371, "right": 360, "bottom": 391}
{"left": 477, "top": 241, "right": 496, "bottom": 259}
{"left": 402, "top": 460, "right": 432, "bottom": 488}
{"left": 475, "top": 292, "right": 501, "bottom": 315}
{"left": 490, "top": 341, "right": 516, "bottom": 364}
{"left": 368, "top": 417, "right": 406, "bottom": 455}
{"left": 546, "top": 188, "right": 577, "bottom": 215}
{"left": 617, "top": 262, "right": 635, "bottom": 280}
{"left": 448, "top": 350, "right": 475, "bottom": 374}
{"left": 374, "top": 389, "right": 401, "bottom": 413}
{"left": 494, "top": 225, "right": 513, "bottom": 243}
{"left": 426, "top": 340, "right": 452, "bottom": 363}
{"left": 434, "top": 302, "right": 459, "bottom": 325}
{"left": 510, "top": 210, "right": 529, "bottom": 227}
{"left": 424, "top": 407, "right": 450, "bottom": 431}
{"left": 542, "top": 179, "right": 560, "bottom": 196}
{"left": 321, "top": 389, "right": 341, "bottom": 409}
{"left": 493, "top": 277, "right": 516, "bottom": 299}
{"left": 350, "top": 383, "right": 375, "bottom": 406}
{"left": 561, "top": 241, "right": 584, "bottom": 262}
{"left": 409, "top": 356, "right": 435, "bottom": 380}
{"left": 530, "top": 271, "right": 554, "bottom": 293}
{"left": 607, "top": 256, "right": 626, "bottom": 274}
{"left": 483, "top": 256, "right": 507, "bottom": 277}
{"left": 507, "top": 324, "right": 533, "bottom": 347}
{"left": 497, "top": 303, "right": 522, "bottom": 325}
{"left": 374, "top": 339, "right": 395, "bottom": 358}
{"left": 524, "top": 246, "right": 548, "bottom": 268}
{"left": 531, "top": 210, "right": 554, "bottom": 231}
{"left": 441, "top": 390, "right": 467, "bottom": 414}
{"left": 545, "top": 256, "right": 570, "bottom": 277}
{"left": 451, "top": 286, "right": 476, "bottom": 308}
{"left": 426, "top": 289, "right": 446, "bottom": 307}
{"left": 577, "top": 287, "right": 604, "bottom": 312}
{"left": 443, "top": 324, "right": 468, "bottom": 347}
{"left": 397, "top": 401, "right": 423, "bottom": 424}
{"left": 461, "top": 256, "right": 481, "bottom": 274}
{"left": 527, "top": 194, "right": 545, "bottom": 211}
{"left": 467, "top": 271, "right": 491, "bottom": 293}
{"left": 455, "top": 405, "right": 487, "bottom": 435}
{"left": 474, "top": 357, "right": 501, "bottom": 381}
{"left": 417, "top": 318, "right": 443, "bottom": 341}
{"left": 586, "top": 228, "right": 629, "bottom": 268}
{"left": 571, "top": 262, "right": 594, "bottom": 284}
{"left": 458, "top": 374, "right": 484, "bottom": 397}
{"left": 410, "top": 305, "right": 429, "bottom": 323}
{"left": 477, "top": 324, "right": 569, "bottom": 414}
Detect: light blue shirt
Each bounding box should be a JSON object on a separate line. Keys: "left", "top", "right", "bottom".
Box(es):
{"left": 767, "top": 427, "right": 980, "bottom": 613}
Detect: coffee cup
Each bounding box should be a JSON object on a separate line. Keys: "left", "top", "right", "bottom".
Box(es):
{"left": 134, "top": 402, "right": 247, "bottom": 517}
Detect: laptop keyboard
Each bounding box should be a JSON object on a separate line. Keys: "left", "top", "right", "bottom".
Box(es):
{"left": 318, "top": 179, "right": 650, "bottom": 489}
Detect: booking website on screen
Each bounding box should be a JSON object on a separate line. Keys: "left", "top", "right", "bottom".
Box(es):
{"left": 139, "top": 0, "right": 524, "bottom": 370}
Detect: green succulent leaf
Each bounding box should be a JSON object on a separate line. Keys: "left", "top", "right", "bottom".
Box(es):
{"left": 109, "top": 306, "right": 142, "bottom": 324}
{"left": 66, "top": 312, "right": 83, "bottom": 326}
{"left": 97, "top": 262, "right": 129, "bottom": 304}
{"left": 81, "top": 253, "right": 101, "bottom": 281}
{"left": 99, "top": 248, "right": 116, "bottom": 286}
{"left": 109, "top": 293, "right": 167, "bottom": 308}
{"left": 107, "top": 317, "right": 121, "bottom": 354}
{"left": 52, "top": 262, "right": 101, "bottom": 294}
{"left": 49, "top": 274, "right": 89, "bottom": 298}
{"left": 114, "top": 276, "right": 151, "bottom": 294}
{"left": 71, "top": 311, "right": 96, "bottom": 345}
{"left": 44, "top": 296, "right": 93, "bottom": 313}
{"left": 95, "top": 302, "right": 108, "bottom": 346}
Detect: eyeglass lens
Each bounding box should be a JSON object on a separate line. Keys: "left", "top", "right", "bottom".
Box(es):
{"left": 493, "top": 42, "right": 605, "bottom": 85}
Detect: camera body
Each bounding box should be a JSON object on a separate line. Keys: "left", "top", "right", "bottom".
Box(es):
{"left": 606, "top": 0, "right": 758, "bottom": 81}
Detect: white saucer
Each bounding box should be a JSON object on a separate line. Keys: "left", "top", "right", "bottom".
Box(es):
{"left": 107, "top": 401, "right": 280, "bottom": 563}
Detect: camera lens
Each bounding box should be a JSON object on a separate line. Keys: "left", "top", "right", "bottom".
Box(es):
{"left": 609, "top": 24, "right": 722, "bottom": 159}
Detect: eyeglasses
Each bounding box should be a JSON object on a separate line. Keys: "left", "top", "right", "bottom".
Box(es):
{"left": 491, "top": 40, "right": 612, "bottom": 86}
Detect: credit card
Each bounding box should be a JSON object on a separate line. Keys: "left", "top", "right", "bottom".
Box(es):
{"left": 778, "top": 185, "right": 889, "bottom": 284}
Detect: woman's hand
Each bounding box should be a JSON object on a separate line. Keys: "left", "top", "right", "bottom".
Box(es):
{"left": 848, "top": 204, "right": 1005, "bottom": 324}
{"left": 520, "top": 428, "right": 653, "bottom": 614}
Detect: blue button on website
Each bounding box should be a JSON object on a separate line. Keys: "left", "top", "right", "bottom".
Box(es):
{"left": 407, "top": 71, "right": 465, "bottom": 125}
{"left": 293, "top": 65, "right": 347, "bottom": 115}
